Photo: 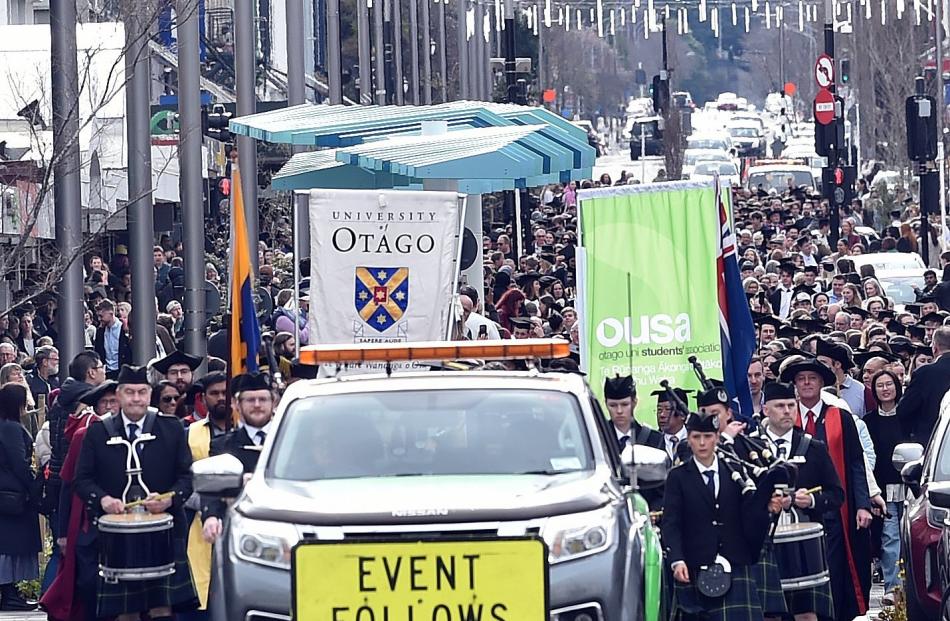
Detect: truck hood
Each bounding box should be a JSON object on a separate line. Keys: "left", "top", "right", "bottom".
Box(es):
{"left": 238, "top": 472, "right": 615, "bottom": 526}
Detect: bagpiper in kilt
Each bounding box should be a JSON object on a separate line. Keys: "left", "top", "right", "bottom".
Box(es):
{"left": 695, "top": 381, "right": 790, "bottom": 620}
{"left": 757, "top": 381, "right": 844, "bottom": 621}
{"left": 661, "top": 407, "right": 776, "bottom": 621}
{"left": 74, "top": 365, "right": 198, "bottom": 621}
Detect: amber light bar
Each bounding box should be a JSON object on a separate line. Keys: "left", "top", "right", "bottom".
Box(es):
{"left": 298, "top": 339, "right": 571, "bottom": 365}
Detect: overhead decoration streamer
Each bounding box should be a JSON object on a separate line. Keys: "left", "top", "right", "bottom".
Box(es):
{"left": 744, "top": 5, "right": 750, "bottom": 30}
{"left": 644, "top": 8, "right": 650, "bottom": 35}
{"left": 765, "top": 1, "right": 771, "bottom": 27}
{"left": 620, "top": 7, "right": 626, "bottom": 25}
{"left": 545, "top": 0, "right": 552, "bottom": 26}
{"left": 732, "top": 2, "right": 737, "bottom": 24}
{"left": 597, "top": 0, "right": 604, "bottom": 36}
{"left": 699, "top": 0, "right": 707, "bottom": 22}
{"left": 610, "top": 7, "right": 616, "bottom": 34}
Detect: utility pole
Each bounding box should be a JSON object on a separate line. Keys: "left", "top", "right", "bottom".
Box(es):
{"left": 503, "top": 0, "right": 517, "bottom": 103}
{"left": 907, "top": 76, "right": 939, "bottom": 266}
{"left": 410, "top": 0, "right": 420, "bottom": 103}
{"left": 422, "top": 0, "right": 433, "bottom": 104}
{"left": 178, "top": 0, "right": 207, "bottom": 364}
{"left": 393, "top": 0, "right": 405, "bottom": 104}
{"left": 126, "top": 5, "right": 157, "bottom": 365}
{"left": 50, "top": 0, "right": 83, "bottom": 377}
{"left": 822, "top": 0, "right": 841, "bottom": 248}
{"left": 438, "top": 0, "right": 448, "bottom": 102}
{"left": 327, "top": 0, "right": 343, "bottom": 103}
{"left": 358, "top": 0, "right": 373, "bottom": 103}
{"left": 374, "top": 0, "right": 387, "bottom": 104}
{"left": 235, "top": 0, "right": 259, "bottom": 274}
{"left": 475, "top": 0, "right": 485, "bottom": 100}
{"left": 458, "top": 0, "right": 469, "bottom": 99}
{"left": 384, "top": 0, "right": 396, "bottom": 103}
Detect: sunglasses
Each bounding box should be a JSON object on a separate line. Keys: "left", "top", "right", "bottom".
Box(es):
{"left": 161, "top": 395, "right": 179, "bottom": 403}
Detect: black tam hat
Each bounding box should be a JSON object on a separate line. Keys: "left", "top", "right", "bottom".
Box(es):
{"left": 696, "top": 379, "right": 729, "bottom": 408}
{"left": 685, "top": 410, "right": 720, "bottom": 433}
{"left": 762, "top": 381, "right": 796, "bottom": 402}
{"left": 152, "top": 350, "right": 202, "bottom": 375}
{"left": 604, "top": 375, "right": 635, "bottom": 400}
{"left": 116, "top": 365, "right": 149, "bottom": 387}
{"left": 79, "top": 380, "right": 117, "bottom": 407}
{"left": 236, "top": 372, "right": 270, "bottom": 394}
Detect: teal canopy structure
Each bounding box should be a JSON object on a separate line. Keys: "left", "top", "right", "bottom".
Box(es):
{"left": 231, "top": 101, "right": 596, "bottom": 192}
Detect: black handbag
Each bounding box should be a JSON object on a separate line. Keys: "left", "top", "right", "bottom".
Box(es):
{"left": 0, "top": 490, "right": 27, "bottom": 516}
{"left": 696, "top": 563, "right": 732, "bottom": 598}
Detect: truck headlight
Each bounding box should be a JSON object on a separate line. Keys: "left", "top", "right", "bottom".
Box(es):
{"left": 541, "top": 507, "right": 615, "bottom": 564}
{"left": 230, "top": 512, "right": 300, "bottom": 570}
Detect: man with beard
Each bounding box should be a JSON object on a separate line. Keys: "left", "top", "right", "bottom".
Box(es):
{"left": 201, "top": 373, "right": 275, "bottom": 543}
{"left": 780, "top": 358, "right": 872, "bottom": 621}
{"left": 185, "top": 372, "right": 230, "bottom": 616}
{"left": 152, "top": 350, "right": 202, "bottom": 395}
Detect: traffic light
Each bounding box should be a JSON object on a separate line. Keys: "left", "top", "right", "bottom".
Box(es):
{"left": 823, "top": 165, "right": 856, "bottom": 208}
{"left": 651, "top": 74, "right": 669, "bottom": 115}
{"left": 205, "top": 103, "right": 232, "bottom": 142}
{"left": 906, "top": 94, "right": 938, "bottom": 161}
{"left": 840, "top": 59, "right": 851, "bottom": 84}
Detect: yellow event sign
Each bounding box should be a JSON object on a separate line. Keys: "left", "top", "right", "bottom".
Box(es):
{"left": 293, "top": 538, "right": 549, "bottom": 621}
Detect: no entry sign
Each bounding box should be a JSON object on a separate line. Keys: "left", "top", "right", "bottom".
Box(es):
{"left": 814, "top": 88, "right": 835, "bottom": 125}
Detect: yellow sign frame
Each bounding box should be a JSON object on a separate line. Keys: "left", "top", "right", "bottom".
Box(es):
{"left": 292, "top": 537, "right": 550, "bottom": 621}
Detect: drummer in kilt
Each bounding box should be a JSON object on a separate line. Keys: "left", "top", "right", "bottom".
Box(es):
{"left": 661, "top": 408, "right": 774, "bottom": 621}
{"left": 759, "top": 381, "right": 843, "bottom": 621}
{"left": 74, "top": 365, "right": 198, "bottom": 620}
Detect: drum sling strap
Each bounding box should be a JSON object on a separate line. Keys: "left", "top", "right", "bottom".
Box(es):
{"left": 636, "top": 425, "right": 653, "bottom": 446}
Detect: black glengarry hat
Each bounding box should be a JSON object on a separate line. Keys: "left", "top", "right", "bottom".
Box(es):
{"left": 604, "top": 374, "right": 635, "bottom": 400}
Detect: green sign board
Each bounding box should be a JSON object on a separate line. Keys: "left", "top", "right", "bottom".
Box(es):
{"left": 578, "top": 181, "right": 722, "bottom": 424}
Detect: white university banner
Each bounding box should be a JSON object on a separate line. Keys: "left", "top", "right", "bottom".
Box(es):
{"left": 309, "top": 188, "right": 462, "bottom": 345}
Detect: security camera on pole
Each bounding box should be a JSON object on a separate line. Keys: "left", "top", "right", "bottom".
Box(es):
{"left": 906, "top": 76, "right": 939, "bottom": 265}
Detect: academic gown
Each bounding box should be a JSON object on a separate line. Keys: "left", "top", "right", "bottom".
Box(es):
{"left": 796, "top": 402, "right": 872, "bottom": 621}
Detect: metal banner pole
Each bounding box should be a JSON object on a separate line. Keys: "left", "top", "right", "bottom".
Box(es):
{"left": 236, "top": 0, "right": 260, "bottom": 273}
{"left": 126, "top": 6, "right": 157, "bottom": 364}
{"left": 178, "top": 0, "right": 208, "bottom": 364}
{"left": 50, "top": 0, "right": 84, "bottom": 376}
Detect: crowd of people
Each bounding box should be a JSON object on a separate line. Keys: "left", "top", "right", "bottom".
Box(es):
{"left": 0, "top": 167, "right": 946, "bottom": 620}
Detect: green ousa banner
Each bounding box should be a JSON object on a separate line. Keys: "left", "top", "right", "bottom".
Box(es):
{"left": 578, "top": 181, "right": 723, "bottom": 424}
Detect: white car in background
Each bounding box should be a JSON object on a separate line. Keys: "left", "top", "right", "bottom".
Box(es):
{"left": 746, "top": 163, "right": 818, "bottom": 193}
{"left": 683, "top": 148, "right": 733, "bottom": 177}
{"left": 690, "top": 160, "right": 741, "bottom": 186}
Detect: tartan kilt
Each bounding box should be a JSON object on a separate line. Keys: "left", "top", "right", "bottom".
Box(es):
{"left": 752, "top": 541, "right": 788, "bottom": 617}
{"left": 671, "top": 564, "right": 764, "bottom": 621}
{"left": 785, "top": 581, "right": 835, "bottom": 621}
{"left": 96, "top": 536, "right": 199, "bottom": 617}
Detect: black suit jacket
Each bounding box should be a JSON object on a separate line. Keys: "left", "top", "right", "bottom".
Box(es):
{"left": 768, "top": 287, "right": 793, "bottom": 318}
{"left": 661, "top": 458, "right": 770, "bottom": 575}
{"left": 898, "top": 354, "right": 950, "bottom": 445}
{"left": 201, "top": 427, "right": 262, "bottom": 521}
{"left": 781, "top": 429, "right": 844, "bottom": 521}
{"left": 75, "top": 411, "right": 192, "bottom": 536}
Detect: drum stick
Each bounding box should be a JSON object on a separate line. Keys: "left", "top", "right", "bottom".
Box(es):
{"left": 124, "top": 491, "right": 174, "bottom": 510}
{"left": 804, "top": 485, "right": 822, "bottom": 495}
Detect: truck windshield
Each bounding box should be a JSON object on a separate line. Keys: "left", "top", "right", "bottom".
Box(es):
{"left": 748, "top": 170, "right": 814, "bottom": 191}
{"left": 268, "top": 389, "right": 594, "bottom": 480}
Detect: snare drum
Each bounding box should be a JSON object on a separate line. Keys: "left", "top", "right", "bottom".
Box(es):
{"left": 772, "top": 522, "right": 830, "bottom": 591}
{"left": 98, "top": 512, "right": 175, "bottom": 582}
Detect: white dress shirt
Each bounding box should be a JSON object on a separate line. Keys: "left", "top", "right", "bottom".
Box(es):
{"left": 777, "top": 286, "right": 794, "bottom": 319}
{"left": 694, "top": 456, "right": 720, "bottom": 497}
{"left": 798, "top": 401, "right": 821, "bottom": 430}
{"left": 765, "top": 427, "right": 795, "bottom": 459}
{"left": 664, "top": 427, "right": 687, "bottom": 460}
{"left": 243, "top": 421, "right": 273, "bottom": 446}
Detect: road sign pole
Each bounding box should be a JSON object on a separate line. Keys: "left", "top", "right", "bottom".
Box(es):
{"left": 823, "top": 0, "right": 839, "bottom": 248}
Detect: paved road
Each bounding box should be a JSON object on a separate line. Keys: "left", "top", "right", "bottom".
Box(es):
{"left": 592, "top": 149, "right": 665, "bottom": 185}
